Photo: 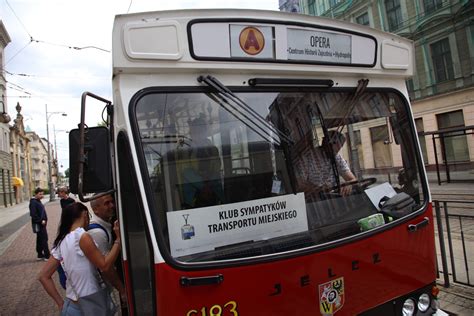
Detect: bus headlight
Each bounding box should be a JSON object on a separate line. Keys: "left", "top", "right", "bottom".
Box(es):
{"left": 417, "top": 293, "right": 430, "bottom": 312}
{"left": 402, "top": 298, "right": 415, "bottom": 316}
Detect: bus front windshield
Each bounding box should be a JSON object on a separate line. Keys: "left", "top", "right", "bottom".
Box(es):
{"left": 135, "top": 87, "right": 424, "bottom": 263}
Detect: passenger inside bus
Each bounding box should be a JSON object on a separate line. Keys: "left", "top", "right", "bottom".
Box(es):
{"left": 297, "top": 130, "right": 357, "bottom": 198}
{"left": 175, "top": 114, "right": 224, "bottom": 209}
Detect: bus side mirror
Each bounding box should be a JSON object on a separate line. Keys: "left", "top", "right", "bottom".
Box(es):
{"left": 69, "top": 127, "right": 113, "bottom": 194}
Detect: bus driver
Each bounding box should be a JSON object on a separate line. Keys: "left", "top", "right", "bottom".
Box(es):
{"left": 299, "top": 130, "right": 357, "bottom": 197}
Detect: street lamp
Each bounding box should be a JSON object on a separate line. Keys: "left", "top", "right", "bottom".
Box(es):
{"left": 53, "top": 126, "right": 69, "bottom": 162}
{"left": 45, "top": 104, "right": 67, "bottom": 201}
{"left": 53, "top": 126, "right": 69, "bottom": 187}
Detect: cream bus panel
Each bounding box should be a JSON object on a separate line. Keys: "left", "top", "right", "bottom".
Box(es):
{"left": 191, "top": 23, "right": 230, "bottom": 57}
{"left": 381, "top": 40, "right": 410, "bottom": 70}
{"left": 191, "top": 22, "right": 376, "bottom": 66}
{"left": 123, "top": 20, "right": 183, "bottom": 60}
{"left": 113, "top": 9, "right": 414, "bottom": 77}
{"left": 352, "top": 36, "right": 377, "bottom": 65}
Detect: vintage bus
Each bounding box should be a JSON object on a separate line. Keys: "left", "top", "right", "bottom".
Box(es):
{"left": 69, "top": 9, "right": 444, "bottom": 316}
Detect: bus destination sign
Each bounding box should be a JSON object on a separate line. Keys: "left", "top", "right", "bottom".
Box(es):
{"left": 191, "top": 22, "right": 376, "bottom": 66}
{"left": 287, "top": 28, "right": 352, "bottom": 63}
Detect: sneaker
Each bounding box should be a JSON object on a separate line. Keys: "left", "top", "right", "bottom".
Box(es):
{"left": 42, "top": 257, "right": 48, "bottom": 262}
{"left": 36, "top": 257, "right": 44, "bottom": 261}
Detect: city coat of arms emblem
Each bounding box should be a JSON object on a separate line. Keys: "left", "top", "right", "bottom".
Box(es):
{"left": 318, "top": 277, "right": 345, "bottom": 315}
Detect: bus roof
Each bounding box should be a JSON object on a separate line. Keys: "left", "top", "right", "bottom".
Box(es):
{"left": 112, "top": 9, "right": 414, "bottom": 78}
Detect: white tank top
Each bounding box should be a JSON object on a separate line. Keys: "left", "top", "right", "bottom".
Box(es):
{"left": 52, "top": 227, "right": 101, "bottom": 300}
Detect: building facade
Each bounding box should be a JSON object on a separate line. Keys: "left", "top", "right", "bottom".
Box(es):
{"left": 10, "top": 102, "right": 31, "bottom": 203}
{"left": 295, "top": 0, "right": 474, "bottom": 181}
{"left": 279, "top": 0, "right": 301, "bottom": 12}
{"left": 26, "top": 131, "right": 49, "bottom": 191}
{"left": 42, "top": 136, "right": 58, "bottom": 193}
{"left": 0, "top": 20, "right": 14, "bottom": 207}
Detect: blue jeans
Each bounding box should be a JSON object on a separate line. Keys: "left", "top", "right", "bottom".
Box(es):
{"left": 61, "top": 298, "right": 82, "bottom": 316}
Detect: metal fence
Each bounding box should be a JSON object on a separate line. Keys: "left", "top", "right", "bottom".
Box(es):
{"left": 422, "top": 126, "right": 474, "bottom": 185}
{"left": 434, "top": 200, "right": 474, "bottom": 287}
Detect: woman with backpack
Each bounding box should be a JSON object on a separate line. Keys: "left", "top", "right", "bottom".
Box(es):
{"left": 38, "top": 202, "right": 121, "bottom": 315}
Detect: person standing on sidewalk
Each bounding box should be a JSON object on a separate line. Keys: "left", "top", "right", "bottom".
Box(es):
{"left": 89, "top": 193, "right": 127, "bottom": 305}
{"left": 30, "top": 187, "right": 50, "bottom": 261}
{"left": 58, "top": 187, "right": 75, "bottom": 211}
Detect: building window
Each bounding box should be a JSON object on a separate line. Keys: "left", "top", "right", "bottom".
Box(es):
{"left": 415, "top": 118, "right": 428, "bottom": 164}
{"left": 385, "top": 0, "right": 403, "bottom": 31}
{"left": 356, "top": 12, "right": 370, "bottom": 26}
{"left": 1, "top": 131, "right": 4, "bottom": 152}
{"left": 424, "top": 0, "right": 443, "bottom": 14}
{"left": 348, "top": 130, "right": 364, "bottom": 170}
{"left": 307, "top": 106, "right": 321, "bottom": 147}
{"left": 20, "top": 158, "right": 25, "bottom": 179}
{"left": 436, "top": 110, "right": 469, "bottom": 162}
{"left": 329, "top": 0, "right": 341, "bottom": 8}
{"left": 431, "top": 38, "right": 454, "bottom": 82}
{"left": 307, "top": 1, "right": 316, "bottom": 15}
{"left": 370, "top": 125, "right": 393, "bottom": 168}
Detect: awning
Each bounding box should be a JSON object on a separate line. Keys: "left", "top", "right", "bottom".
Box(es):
{"left": 12, "top": 177, "right": 24, "bottom": 187}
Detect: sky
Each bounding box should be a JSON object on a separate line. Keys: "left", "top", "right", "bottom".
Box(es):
{"left": 1, "top": 0, "right": 279, "bottom": 174}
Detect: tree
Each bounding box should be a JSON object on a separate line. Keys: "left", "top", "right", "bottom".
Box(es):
{"left": 64, "top": 168, "right": 70, "bottom": 178}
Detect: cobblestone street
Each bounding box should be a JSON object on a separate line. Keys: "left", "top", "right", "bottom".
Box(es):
{"left": 0, "top": 200, "right": 63, "bottom": 315}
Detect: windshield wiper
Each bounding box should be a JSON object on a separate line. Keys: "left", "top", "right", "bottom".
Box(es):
{"left": 203, "top": 92, "right": 276, "bottom": 143}
{"left": 198, "top": 75, "right": 293, "bottom": 145}
{"left": 323, "top": 79, "right": 369, "bottom": 191}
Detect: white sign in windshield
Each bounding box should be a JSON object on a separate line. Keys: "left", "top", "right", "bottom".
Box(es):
{"left": 167, "top": 193, "right": 308, "bottom": 257}
{"left": 287, "top": 28, "right": 352, "bottom": 63}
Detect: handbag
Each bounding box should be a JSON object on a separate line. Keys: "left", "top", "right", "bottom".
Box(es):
{"left": 32, "top": 223, "right": 41, "bottom": 233}
{"left": 58, "top": 241, "right": 117, "bottom": 315}
{"left": 378, "top": 192, "right": 415, "bottom": 219}
{"left": 76, "top": 287, "right": 115, "bottom": 315}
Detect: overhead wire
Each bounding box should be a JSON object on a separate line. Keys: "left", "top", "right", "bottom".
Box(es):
{"left": 5, "top": 0, "right": 32, "bottom": 38}
{"left": 4, "top": 0, "right": 110, "bottom": 66}
{"left": 3, "top": 68, "right": 109, "bottom": 79}
{"left": 5, "top": 41, "right": 31, "bottom": 66}
{"left": 3, "top": 0, "right": 110, "bottom": 120}
{"left": 31, "top": 38, "right": 110, "bottom": 52}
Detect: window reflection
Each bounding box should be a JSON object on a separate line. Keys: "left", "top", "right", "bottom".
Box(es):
{"left": 135, "top": 90, "right": 423, "bottom": 263}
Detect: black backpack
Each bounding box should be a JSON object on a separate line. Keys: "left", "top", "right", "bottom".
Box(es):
{"left": 378, "top": 192, "right": 416, "bottom": 220}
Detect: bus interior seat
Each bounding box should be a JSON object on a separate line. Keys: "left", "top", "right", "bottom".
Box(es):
{"left": 224, "top": 172, "right": 274, "bottom": 203}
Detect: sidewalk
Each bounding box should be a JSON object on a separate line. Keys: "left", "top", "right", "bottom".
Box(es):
{"left": 0, "top": 198, "right": 49, "bottom": 256}
{"left": 429, "top": 181, "right": 474, "bottom": 198}
{"left": 430, "top": 181, "right": 474, "bottom": 315}
{"left": 437, "top": 282, "right": 474, "bottom": 316}
{"left": 0, "top": 199, "right": 64, "bottom": 315}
